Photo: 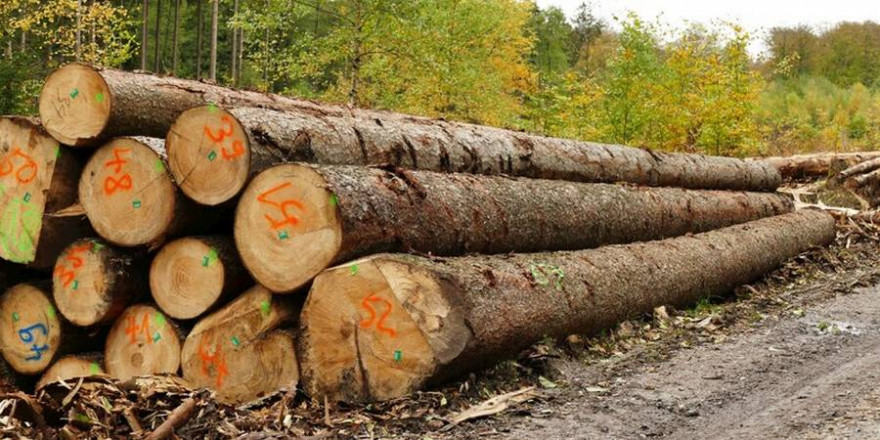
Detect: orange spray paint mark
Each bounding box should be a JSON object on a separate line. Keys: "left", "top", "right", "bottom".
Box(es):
{"left": 204, "top": 115, "right": 244, "bottom": 160}
{"left": 52, "top": 242, "right": 92, "bottom": 288}
{"left": 360, "top": 294, "right": 397, "bottom": 338}
{"left": 0, "top": 148, "right": 38, "bottom": 184}
{"left": 257, "top": 182, "right": 305, "bottom": 231}
{"left": 124, "top": 314, "right": 153, "bottom": 344}
{"left": 103, "top": 148, "right": 133, "bottom": 195}
{"left": 197, "top": 338, "right": 228, "bottom": 387}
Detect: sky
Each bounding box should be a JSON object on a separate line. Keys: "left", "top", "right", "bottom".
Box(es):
{"left": 536, "top": 0, "right": 880, "bottom": 57}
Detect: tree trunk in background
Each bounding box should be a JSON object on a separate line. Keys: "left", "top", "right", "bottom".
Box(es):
{"left": 196, "top": 0, "right": 203, "bottom": 79}
{"left": 141, "top": 0, "right": 149, "bottom": 70}
{"left": 75, "top": 0, "right": 82, "bottom": 61}
{"left": 210, "top": 0, "right": 218, "bottom": 81}
{"left": 172, "top": 0, "right": 180, "bottom": 76}
{"left": 153, "top": 0, "right": 162, "bottom": 72}
{"left": 233, "top": 163, "right": 794, "bottom": 293}
{"left": 231, "top": 0, "right": 239, "bottom": 85}
{"left": 298, "top": 210, "right": 836, "bottom": 403}
{"left": 756, "top": 151, "right": 880, "bottom": 180}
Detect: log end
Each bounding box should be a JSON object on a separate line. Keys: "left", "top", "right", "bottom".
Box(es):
{"left": 104, "top": 304, "right": 181, "bottom": 380}
{"left": 0, "top": 283, "right": 62, "bottom": 375}
{"left": 79, "top": 138, "right": 176, "bottom": 247}
{"left": 167, "top": 106, "right": 251, "bottom": 206}
{"left": 36, "top": 355, "right": 104, "bottom": 390}
{"left": 181, "top": 285, "right": 297, "bottom": 403}
{"left": 150, "top": 237, "right": 226, "bottom": 320}
{"left": 53, "top": 238, "right": 121, "bottom": 327}
{"left": 38, "top": 63, "right": 111, "bottom": 147}
{"left": 234, "top": 164, "right": 342, "bottom": 293}
{"left": 299, "top": 256, "right": 469, "bottom": 403}
{"left": 0, "top": 117, "right": 61, "bottom": 264}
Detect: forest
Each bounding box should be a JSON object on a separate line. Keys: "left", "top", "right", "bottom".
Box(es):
{"left": 1, "top": 0, "right": 879, "bottom": 157}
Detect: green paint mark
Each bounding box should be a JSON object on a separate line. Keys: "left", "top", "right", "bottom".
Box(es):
{"left": 132, "top": 200, "right": 141, "bottom": 209}
{"left": 350, "top": 265, "right": 359, "bottom": 276}
{"left": 72, "top": 280, "right": 78, "bottom": 290}
{"left": 89, "top": 362, "right": 100, "bottom": 375}
{"left": 46, "top": 305, "right": 56, "bottom": 319}
{"left": 393, "top": 350, "right": 402, "bottom": 362}
{"left": 90, "top": 240, "right": 104, "bottom": 252}
{"left": 207, "top": 150, "right": 217, "bottom": 161}
{"left": 11, "top": 312, "right": 19, "bottom": 322}
{"left": 260, "top": 300, "right": 270, "bottom": 316}
{"left": 55, "top": 146, "right": 61, "bottom": 159}
{"left": 22, "top": 193, "right": 30, "bottom": 203}
{"left": 231, "top": 336, "right": 240, "bottom": 347}
{"left": 155, "top": 159, "right": 165, "bottom": 172}
{"left": 207, "top": 102, "right": 218, "bottom": 113}
{"left": 278, "top": 230, "right": 289, "bottom": 240}
{"left": 529, "top": 263, "right": 565, "bottom": 291}
{"left": 154, "top": 313, "right": 166, "bottom": 329}
{"left": 95, "top": 92, "right": 104, "bottom": 103}
{"left": 69, "top": 88, "right": 79, "bottom": 99}
{"left": 202, "top": 248, "right": 219, "bottom": 267}
{"left": 329, "top": 193, "right": 339, "bottom": 206}
{"left": 153, "top": 332, "right": 161, "bottom": 342}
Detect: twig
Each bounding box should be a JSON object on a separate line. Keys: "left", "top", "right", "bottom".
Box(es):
{"left": 122, "top": 407, "right": 143, "bottom": 434}
{"left": 144, "top": 398, "right": 196, "bottom": 440}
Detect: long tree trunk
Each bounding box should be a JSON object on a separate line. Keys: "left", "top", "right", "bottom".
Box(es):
{"left": 150, "top": 236, "right": 252, "bottom": 320}
{"left": 77, "top": 137, "right": 208, "bottom": 248}
{"left": 299, "top": 210, "right": 835, "bottom": 403}
{"left": 36, "top": 353, "right": 104, "bottom": 390}
{"left": 234, "top": 163, "right": 793, "bottom": 293}
{"left": 103, "top": 304, "right": 182, "bottom": 380}
{"left": 179, "top": 285, "right": 298, "bottom": 403}
{"left": 196, "top": 0, "right": 203, "bottom": 79}
{"left": 756, "top": 151, "right": 880, "bottom": 180}
{"left": 0, "top": 117, "right": 91, "bottom": 268}
{"left": 140, "top": 0, "right": 149, "bottom": 71}
{"left": 52, "top": 238, "right": 147, "bottom": 327}
{"left": 209, "top": 0, "right": 218, "bottom": 81}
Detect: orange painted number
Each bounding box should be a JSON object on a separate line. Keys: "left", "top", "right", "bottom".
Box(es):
{"left": 204, "top": 115, "right": 244, "bottom": 161}
{"left": 0, "top": 148, "right": 38, "bottom": 184}
{"left": 257, "top": 183, "right": 305, "bottom": 230}
{"left": 53, "top": 243, "right": 91, "bottom": 288}
{"left": 125, "top": 314, "right": 152, "bottom": 344}
{"left": 198, "top": 338, "right": 228, "bottom": 387}
{"left": 221, "top": 140, "right": 245, "bottom": 160}
{"left": 360, "top": 294, "right": 396, "bottom": 338}
{"left": 104, "top": 148, "right": 133, "bottom": 195}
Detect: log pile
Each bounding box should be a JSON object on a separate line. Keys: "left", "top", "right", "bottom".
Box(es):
{"left": 0, "top": 63, "right": 836, "bottom": 411}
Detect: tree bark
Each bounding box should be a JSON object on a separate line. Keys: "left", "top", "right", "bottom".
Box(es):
{"left": 209, "top": 0, "right": 218, "bottom": 82}
{"left": 104, "top": 304, "right": 182, "bottom": 380}
{"left": 179, "top": 285, "right": 298, "bottom": 403}
{"left": 0, "top": 117, "right": 91, "bottom": 269}
{"left": 52, "top": 238, "right": 147, "bottom": 327}
{"left": 36, "top": 354, "right": 104, "bottom": 390}
{"left": 150, "top": 235, "right": 253, "bottom": 320}
{"left": 756, "top": 151, "right": 880, "bottom": 180}
{"left": 837, "top": 157, "right": 880, "bottom": 181}
{"left": 78, "top": 137, "right": 209, "bottom": 248}
{"left": 0, "top": 283, "right": 88, "bottom": 375}
{"left": 299, "top": 210, "right": 835, "bottom": 403}
{"left": 234, "top": 163, "right": 793, "bottom": 293}
{"left": 141, "top": 0, "right": 149, "bottom": 71}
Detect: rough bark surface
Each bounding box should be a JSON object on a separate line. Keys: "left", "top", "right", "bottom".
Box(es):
{"left": 234, "top": 163, "right": 793, "bottom": 293}
{"left": 41, "top": 64, "right": 779, "bottom": 190}
{"left": 757, "top": 152, "right": 880, "bottom": 180}
{"left": 298, "top": 210, "right": 836, "bottom": 403}
{"left": 0, "top": 117, "right": 91, "bottom": 268}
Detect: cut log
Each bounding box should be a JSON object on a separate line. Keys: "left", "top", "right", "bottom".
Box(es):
{"left": 0, "top": 283, "right": 66, "bottom": 375}
{"left": 299, "top": 210, "right": 835, "bottom": 403}
{"left": 36, "top": 354, "right": 104, "bottom": 389}
{"left": 234, "top": 163, "right": 794, "bottom": 293}
{"left": 179, "top": 285, "right": 298, "bottom": 403}
{"left": 52, "top": 238, "right": 146, "bottom": 327}
{"left": 0, "top": 117, "right": 90, "bottom": 267}
{"left": 78, "top": 137, "right": 205, "bottom": 247}
{"left": 756, "top": 151, "right": 880, "bottom": 180}
{"left": 150, "top": 236, "right": 252, "bottom": 320}
{"left": 836, "top": 157, "right": 880, "bottom": 181}
{"left": 168, "top": 105, "right": 782, "bottom": 206}
{"left": 104, "top": 304, "right": 182, "bottom": 380}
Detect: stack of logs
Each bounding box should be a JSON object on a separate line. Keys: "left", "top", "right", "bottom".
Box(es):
{"left": 0, "top": 63, "right": 836, "bottom": 404}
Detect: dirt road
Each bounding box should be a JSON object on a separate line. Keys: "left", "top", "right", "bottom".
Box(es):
{"left": 486, "top": 268, "right": 880, "bottom": 439}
